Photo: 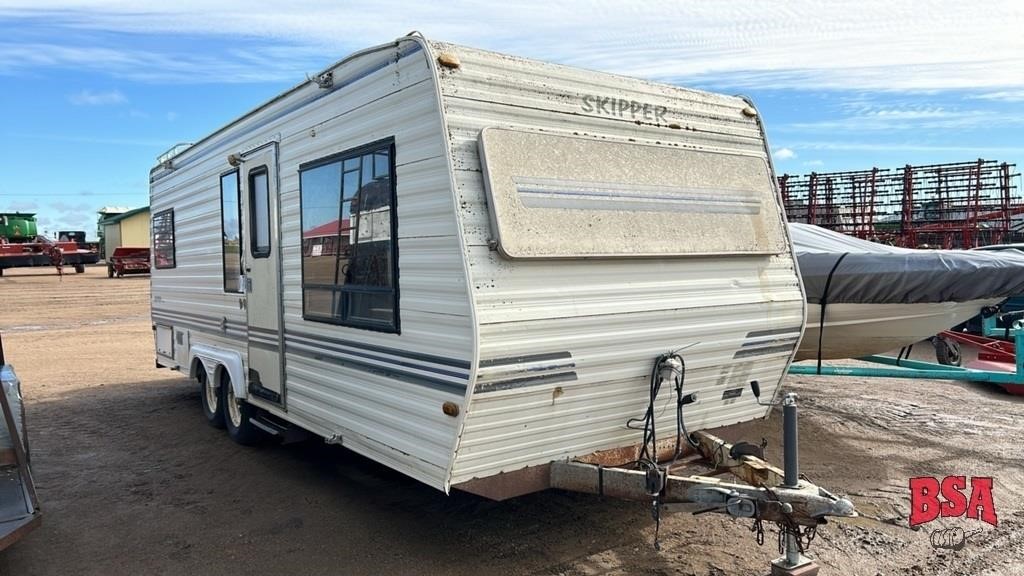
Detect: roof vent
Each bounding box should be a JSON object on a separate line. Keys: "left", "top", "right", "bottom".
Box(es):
{"left": 437, "top": 52, "right": 461, "bottom": 70}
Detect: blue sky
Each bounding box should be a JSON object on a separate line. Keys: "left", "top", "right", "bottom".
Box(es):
{"left": 1, "top": 1, "right": 1022, "bottom": 238}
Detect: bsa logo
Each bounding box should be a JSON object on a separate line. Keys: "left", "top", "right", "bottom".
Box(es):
{"left": 909, "top": 476, "right": 998, "bottom": 527}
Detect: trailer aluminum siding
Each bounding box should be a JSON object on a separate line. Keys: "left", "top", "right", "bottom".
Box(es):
{"left": 437, "top": 42, "right": 803, "bottom": 486}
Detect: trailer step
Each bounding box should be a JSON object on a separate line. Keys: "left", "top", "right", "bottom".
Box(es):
{"left": 249, "top": 413, "right": 310, "bottom": 444}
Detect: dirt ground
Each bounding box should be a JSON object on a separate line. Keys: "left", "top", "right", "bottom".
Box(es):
{"left": 1, "top": 265, "right": 1022, "bottom": 576}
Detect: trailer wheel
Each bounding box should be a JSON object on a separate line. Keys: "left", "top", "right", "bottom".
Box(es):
{"left": 74, "top": 264, "right": 85, "bottom": 273}
{"left": 934, "top": 337, "right": 962, "bottom": 367}
{"left": 107, "top": 265, "right": 114, "bottom": 278}
{"left": 198, "top": 367, "right": 225, "bottom": 429}
{"left": 222, "top": 373, "right": 263, "bottom": 445}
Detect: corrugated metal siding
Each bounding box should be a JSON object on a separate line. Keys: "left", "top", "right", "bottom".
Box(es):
{"left": 118, "top": 211, "right": 151, "bottom": 248}
{"left": 102, "top": 223, "right": 120, "bottom": 259}
{"left": 435, "top": 42, "right": 805, "bottom": 485}
{"left": 151, "top": 39, "right": 473, "bottom": 490}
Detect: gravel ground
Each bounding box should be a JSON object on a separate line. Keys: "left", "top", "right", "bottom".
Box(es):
{"left": 1, "top": 266, "right": 1022, "bottom": 575}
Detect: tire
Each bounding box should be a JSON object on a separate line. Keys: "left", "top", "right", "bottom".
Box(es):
{"left": 74, "top": 264, "right": 85, "bottom": 273}
{"left": 198, "top": 367, "right": 225, "bottom": 429}
{"left": 934, "top": 337, "right": 962, "bottom": 367}
{"left": 221, "top": 372, "right": 263, "bottom": 445}
{"left": 107, "top": 265, "right": 114, "bottom": 278}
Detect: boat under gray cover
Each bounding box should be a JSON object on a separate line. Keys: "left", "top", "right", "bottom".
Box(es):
{"left": 790, "top": 223, "right": 1024, "bottom": 305}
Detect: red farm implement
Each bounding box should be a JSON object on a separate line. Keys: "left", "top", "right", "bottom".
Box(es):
{"left": 106, "top": 246, "right": 151, "bottom": 278}
{"left": 779, "top": 159, "right": 1022, "bottom": 249}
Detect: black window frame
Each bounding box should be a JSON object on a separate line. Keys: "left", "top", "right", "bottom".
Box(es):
{"left": 248, "top": 165, "right": 272, "bottom": 259}
{"left": 298, "top": 137, "right": 400, "bottom": 334}
{"left": 220, "top": 169, "right": 243, "bottom": 293}
{"left": 152, "top": 208, "right": 176, "bottom": 269}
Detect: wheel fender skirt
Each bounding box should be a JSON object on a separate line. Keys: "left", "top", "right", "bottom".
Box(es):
{"left": 189, "top": 344, "right": 247, "bottom": 400}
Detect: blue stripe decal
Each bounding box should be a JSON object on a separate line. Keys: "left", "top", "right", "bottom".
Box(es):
{"left": 151, "top": 315, "right": 245, "bottom": 339}
{"left": 287, "top": 334, "right": 469, "bottom": 380}
{"left": 475, "top": 371, "right": 578, "bottom": 393}
{"left": 287, "top": 343, "right": 466, "bottom": 395}
{"left": 286, "top": 330, "right": 470, "bottom": 371}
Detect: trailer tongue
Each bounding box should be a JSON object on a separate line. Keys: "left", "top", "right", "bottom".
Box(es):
{"left": 551, "top": 385, "right": 854, "bottom": 576}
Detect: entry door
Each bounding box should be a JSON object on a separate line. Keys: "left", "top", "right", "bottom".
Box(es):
{"left": 241, "top": 145, "right": 284, "bottom": 404}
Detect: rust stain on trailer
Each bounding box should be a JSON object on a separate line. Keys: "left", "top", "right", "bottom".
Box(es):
{"left": 454, "top": 464, "right": 551, "bottom": 501}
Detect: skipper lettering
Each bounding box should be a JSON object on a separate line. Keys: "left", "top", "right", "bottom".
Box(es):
{"left": 581, "top": 95, "right": 668, "bottom": 123}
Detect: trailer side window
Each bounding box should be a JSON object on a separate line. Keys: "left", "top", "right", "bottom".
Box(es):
{"left": 299, "top": 138, "right": 398, "bottom": 332}
{"left": 152, "top": 209, "right": 176, "bottom": 269}
{"left": 220, "top": 170, "right": 243, "bottom": 292}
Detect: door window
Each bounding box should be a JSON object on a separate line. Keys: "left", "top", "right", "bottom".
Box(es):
{"left": 249, "top": 167, "right": 271, "bottom": 258}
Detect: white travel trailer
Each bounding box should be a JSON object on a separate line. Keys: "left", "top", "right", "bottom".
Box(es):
{"left": 150, "top": 35, "right": 812, "bottom": 501}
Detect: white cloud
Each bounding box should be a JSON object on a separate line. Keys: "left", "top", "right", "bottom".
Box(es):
{"left": 33, "top": 207, "right": 96, "bottom": 236}
{"left": 11, "top": 132, "right": 168, "bottom": 147}
{"left": 0, "top": 1, "right": 1021, "bottom": 91}
{"left": 787, "top": 141, "right": 1024, "bottom": 154}
{"left": 0, "top": 42, "right": 323, "bottom": 83}
{"left": 973, "top": 90, "right": 1024, "bottom": 102}
{"left": 67, "top": 88, "right": 126, "bottom": 105}
{"left": 773, "top": 147, "right": 797, "bottom": 160}
{"left": 777, "top": 98, "right": 1024, "bottom": 133}
{"left": 802, "top": 160, "right": 824, "bottom": 167}
{"left": 0, "top": 200, "right": 39, "bottom": 212}
{"left": 50, "top": 201, "right": 91, "bottom": 214}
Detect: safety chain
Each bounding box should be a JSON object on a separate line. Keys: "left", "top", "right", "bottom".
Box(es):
{"left": 775, "top": 521, "right": 818, "bottom": 554}
{"left": 651, "top": 495, "right": 662, "bottom": 551}
{"left": 748, "top": 488, "right": 819, "bottom": 553}
{"left": 750, "top": 516, "right": 766, "bottom": 546}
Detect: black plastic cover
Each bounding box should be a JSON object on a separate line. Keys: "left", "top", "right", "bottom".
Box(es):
{"left": 790, "top": 223, "right": 1024, "bottom": 305}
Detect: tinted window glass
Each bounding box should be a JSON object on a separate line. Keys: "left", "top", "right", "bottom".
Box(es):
{"left": 221, "top": 171, "right": 242, "bottom": 292}
{"left": 152, "top": 209, "right": 175, "bottom": 269}
{"left": 299, "top": 139, "right": 397, "bottom": 332}
{"left": 250, "top": 169, "right": 271, "bottom": 258}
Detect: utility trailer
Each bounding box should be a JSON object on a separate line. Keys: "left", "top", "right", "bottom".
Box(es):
{"left": 107, "top": 246, "right": 151, "bottom": 278}
{"left": 0, "top": 332, "right": 41, "bottom": 551}
{"left": 151, "top": 35, "right": 853, "bottom": 573}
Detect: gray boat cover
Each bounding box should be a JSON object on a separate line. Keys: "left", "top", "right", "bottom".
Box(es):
{"left": 790, "top": 223, "right": 1024, "bottom": 305}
